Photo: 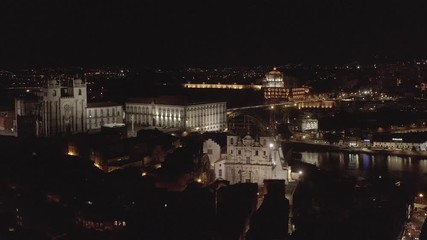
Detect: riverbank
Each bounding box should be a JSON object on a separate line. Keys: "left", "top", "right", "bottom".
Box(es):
{"left": 286, "top": 140, "right": 427, "bottom": 159}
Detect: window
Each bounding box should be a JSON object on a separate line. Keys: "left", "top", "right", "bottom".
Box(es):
{"left": 78, "top": 89, "right": 82, "bottom": 95}
{"left": 53, "top": 90, "right": 56, "bottom": 96}
{"left": 263, "top": 151, "right": 266, "bottom": 156}
{"left": 255, "top": 150, "right": 259, "bottom": 156}
{"left": 219, "top": 169, "right": 222, "bottom": 177}
{"left": 231, "top": 138, "right": 234, "bottom": 145}
{"left": 246, "top": 157, "right": 250, "bottom": 163}
{"left": 238, "top": 150, "right": 241, "bottom": 155}
{"left": 230, "top": 150, "right": 233, "bottom": 154}
{"left": 208, "top": 149, "right": 213, "bottom": 154}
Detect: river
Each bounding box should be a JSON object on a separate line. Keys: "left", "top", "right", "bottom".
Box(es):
{"left": 297, "top": 151, "right": 427, "bottom": 192}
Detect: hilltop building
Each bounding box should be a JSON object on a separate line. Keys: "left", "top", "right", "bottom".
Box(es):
{"left": 14, "top": 78, "right": 88, "bottom": 136}
{"left": 86, "top": 102, "right": 124, "bottom": 131}
{"left": 125, "top": 96, "right": 227, "bottom": 136}
{"left": 262, "top": 68, "right": 310, "bottom": 102}
{"left": 214, "top": 135, "right": 288, "bottom": 186}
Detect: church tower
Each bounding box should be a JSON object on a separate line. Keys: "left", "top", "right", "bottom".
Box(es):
{"left": 41, "top": 78, "right": 87, "bottom": 136}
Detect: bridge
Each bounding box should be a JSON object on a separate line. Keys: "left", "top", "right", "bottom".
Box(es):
{"left": 226, "top": 100, "right": 336, "bottom": 134}
{"left": 227, "top": 102, "right": 296, "bottom": 135}
{"left": 227, "top": 102, "right": 295, "bottom": 113}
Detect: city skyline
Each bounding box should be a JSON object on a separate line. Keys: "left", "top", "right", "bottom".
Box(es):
{"left": 2, "top": 1, "right": 427, "bottom": 67}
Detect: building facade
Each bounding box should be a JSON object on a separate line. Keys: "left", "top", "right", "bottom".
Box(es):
{"left": 86, "top": 102, "right": 123, "bottom": 131}
{"left": 40, "top": 79, "right": 87, "bottom": 136}
{"left": 215, "top": 135, "right": 287, "bottom": 186}
{"left": 125, "top": 96, "right": 227, "bottom": 134}
{"left": 263, "top": 68, "right": 287, "bottom": 102}
{"left": 372, "top": 133, "right": 427, "bottom": 151}
{"left": 203, "top": 138, "right": 222, "bottom": 167}
{"left": 262, "top": 68, "right": 310, "bottom": 102}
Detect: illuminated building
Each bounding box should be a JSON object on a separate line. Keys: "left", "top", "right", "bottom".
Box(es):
{"left": 40, "top": 78, "right": 87, "bottom": 136}
{"left": 125, "top": 96, "right": 227, "bottom": 136}
{"left": 296, "top": 100, "right": 335, "bottom": 109}
{"left": 262, "top": 68, "right": 287, "bottom": 102}
{"left": 262, "top": 68, "right": 310, "bottom": 102}
{"left": 15, "top": 78, "right": 89, "bottom": 136}
{"left": 372, "top": 133, "right": 427, "bottom": 151}
{"left": 289, "top": 87, "right": 310, "bottom": 100}
{"left": 183, "top": 82, "right": 262, "bottom": 90}
{"left": 86, "top": 102, "right": 124, "bottom": 131}
{"left": 214, "top": 135, "right": 288, "bottom": 186}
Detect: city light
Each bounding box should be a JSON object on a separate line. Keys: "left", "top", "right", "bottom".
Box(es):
{"left": 419, "top": 193, "right": 424, "bottom": 198}
{"left": 67, "top": 150, "right": 76, "bottom": 156}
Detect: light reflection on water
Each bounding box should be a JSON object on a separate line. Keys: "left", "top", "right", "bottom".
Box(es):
{"left": 299, "top": 151, "right": 427, "bottom": 191}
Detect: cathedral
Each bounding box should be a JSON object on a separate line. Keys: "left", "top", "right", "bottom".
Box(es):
{"left": 40, "top": 78, "right": 87, "bottom": 136}
{"left": 15, "top": 78, "right": 87, "bottom": 137}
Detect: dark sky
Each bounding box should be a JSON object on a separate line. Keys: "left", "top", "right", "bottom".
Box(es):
{"left": 1, "top": 0, "right": 427, "bottom": 67}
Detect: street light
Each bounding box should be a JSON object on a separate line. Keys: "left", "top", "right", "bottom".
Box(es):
{"left": 419, "top": 193, "right": 424, "bottom": 198}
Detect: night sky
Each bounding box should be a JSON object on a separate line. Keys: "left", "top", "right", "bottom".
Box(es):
{"left": 2, "top": 0, "right": 427, "bottom": 67}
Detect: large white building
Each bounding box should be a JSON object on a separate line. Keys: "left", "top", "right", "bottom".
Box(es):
{"left": 125, "top": 96, "right": 227, "bottom": 135}
{"left": 40, "top": 79, "right": 87, "bottom": 136}
{"left": 263, "top": 68, "right": 287, "bottom": 101}
{"left": 214, "top": 135, "right": 288, "bottom": 186}
{"left": 262, "top": 68, "right": 310, "bottom": 102}
{"left": 372, "top": 133, "right": 427, "bottom": 151}
{"left": 86, "top": 102, "right": 124, "bottom": 131}
{"left": 14, "top": 83, "right": 226, "bottom": 137}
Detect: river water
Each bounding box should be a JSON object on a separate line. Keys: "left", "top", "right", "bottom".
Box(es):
{"left": 298, "top": 151, "right": 427, "bottom": 192}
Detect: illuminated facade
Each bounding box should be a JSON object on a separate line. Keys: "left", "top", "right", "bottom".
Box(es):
{"left": 289, "top": 87, "right": 310, "bottom": 100}
{"left": 372, "top": 133, "right": 427, "bottom": 151}
{"left": 125, "top": 96, "right": 227, "bottom": 135}
{"left": 262, "top": 68, "right": 287, "bottom": 101}
{"left": 214, "top": 135, "right": 288, "bottom": 186}
{"left": 86, "top": 102, "right": 123, "bottom": 131}
{"left": 184, "top": 83, "right": 262, "bottom": 90}
{"left": 301, "top": 119, "right": 318, "bottom": 131}
{"left": 40, "top": 79, "right": 87, "bottom": 136}
{"left": 296, "top": 100, "right": 335, "bottom": 109}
